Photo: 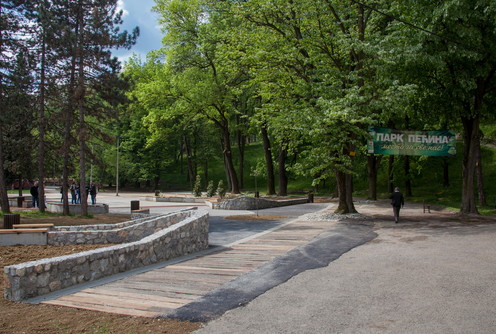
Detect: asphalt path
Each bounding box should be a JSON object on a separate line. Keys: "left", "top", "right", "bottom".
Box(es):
{"left": 194, "top": 212, "right": 496, "bottom": 334}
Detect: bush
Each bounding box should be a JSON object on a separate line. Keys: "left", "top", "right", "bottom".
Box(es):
{"left": 217, "top": 180, "right": 226, "bottom": 198}
{"left": 193, "top": 175, "right": 202, "bottom": 197}
{"left": 206, "top": 180, "right": 216, "bottom": 197}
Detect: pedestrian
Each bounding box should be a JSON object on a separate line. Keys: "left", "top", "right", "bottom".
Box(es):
{"left": 89, "top": 181, "right": 97, "bottom": 205}
{"left": 30, "top": 181, "right": 39, "bottom": 208}
{"left": 389, "top": 186, "right": 405, "bottom": 223}
{"left": 76, "top": 183, "right": 81, "bottom": 203}
{"left": 70, "top": 181, "right": 77, "bottom": 204}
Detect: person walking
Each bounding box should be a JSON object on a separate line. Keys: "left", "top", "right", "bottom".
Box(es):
{"left": 389, "top": 187, "right": 405, "bottom": 223}
{"left": 70, "top": 181, "right": 77, "bottom": 204}
{"left": 89, "top": 181, "right": 97, "bottom": 205}
{"left": 30, "top": 181, "right": 39, "bottom": 208}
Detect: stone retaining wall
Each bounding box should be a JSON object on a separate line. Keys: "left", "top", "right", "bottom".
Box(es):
{"left": 48, "top": 210, "right": 194, "bottom": 245}
{"left": 3, "top": 210, "right": 209, "bottom": 301}
{"left": 216, "top": 196, "right": 309, "bottom": 210}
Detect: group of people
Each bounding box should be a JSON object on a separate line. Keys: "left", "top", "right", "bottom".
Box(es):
{"left": 66, "top": 181, "right": 98, "bottom": 205}
{"left": 29, "top": 180, "right": 98, "bottom": 208}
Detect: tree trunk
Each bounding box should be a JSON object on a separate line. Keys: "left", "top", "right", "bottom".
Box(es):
{"left": 62, "top": 105, "right": 72, "bottom": 215}
{"left": 335, "top": 169, "right": 357, "bottom": 214}
{"left": 221, "top": 126, "right": 240, "bottom": 193}
{"left": 237, "top": 128, "right": 245, "bottom": 189}
{"left": 184, "top": 136, "right": 195, "bottom": 188}
{"left": 387, "top": 155, "right": 395, "bottom": 193}
{"left": 203, "top": 160, "right": 208, "bottom": 186}
{"left": 367, "top": 155, "right": 380, "bottom": 200}
{"left": 0, "top": 127, "right": 10, "bottom": 213}
{"left": 460, "top": 115, "right": 479, "bottom": 214}
{"left": 475, "top": 137, "right": 486, "bottom": 206}
{"left": 442, "top": 157, "right": 450, "bottom": 187}
{"left": 278, "top": 144, "right": 288, "bottom": 196}
{"left": 37, "top": 36, "right": 47, "bottom": 213}
{"left": 261, "top": 125, "right": 276, "bottom": 195}
{"left": 76, "top": 0, "right": 87, "bottom": 216}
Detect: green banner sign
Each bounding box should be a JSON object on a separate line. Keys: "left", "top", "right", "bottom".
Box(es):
{"left": 367, "top": 127, "right": 456, "bottom": 156}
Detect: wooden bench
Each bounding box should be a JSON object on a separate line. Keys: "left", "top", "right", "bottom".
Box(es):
{"left": 0, "top": 228, "right": 48, "bottom": 234}
{"left": 12, "top": 223, "right": 54, "bottom": 229}
{"left": 132, "top": 208, "right": 150, "bottom": 214}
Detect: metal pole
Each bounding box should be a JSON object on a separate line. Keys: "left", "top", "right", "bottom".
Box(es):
{"left": 116, "top": 136, "right": 119, "bottom": 196}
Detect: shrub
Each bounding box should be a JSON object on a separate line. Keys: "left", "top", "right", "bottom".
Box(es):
{"left": 206, "top": 180, "right": 216, "bottom": 197}
{"left": 193, "top": 175, "right": 202, "bottom": 197}
{"left": 217, "top": 180, "right": 227, "bottom": 198}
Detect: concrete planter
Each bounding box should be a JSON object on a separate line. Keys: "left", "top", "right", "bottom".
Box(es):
{"left": 46, "top": 202, "right": 109, "bottom": 214}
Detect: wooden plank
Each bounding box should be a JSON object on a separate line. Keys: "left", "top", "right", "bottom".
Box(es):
{"left": 42, "top": 217, "right": 334, "bottom": 318}
{"left": 79, "top": 288, "right": 191, "bottom": 306}
{"left": 102, "top": 286, "right": 201, "bottom": 301}
{"left": 43, "top": 299, "right": 162, "bottom": 318}
{"left": 54, "top": 291, "right": 176, "bottom": 310}
{"left": 108, "top": 281, "right": 209, "bottom": 296}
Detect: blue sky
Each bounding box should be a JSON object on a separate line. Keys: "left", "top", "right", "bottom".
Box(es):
{"left": 113, "top": 0, "right": 164, "bottom": 63}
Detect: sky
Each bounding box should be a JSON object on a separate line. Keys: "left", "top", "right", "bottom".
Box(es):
{"left": 113, "top": 0, "right": 164, "bottom": 63}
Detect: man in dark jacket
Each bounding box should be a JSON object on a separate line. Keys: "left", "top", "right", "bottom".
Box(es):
{"left": 30, "top": 181, "right": 39, "bottom": 208}
{"left": 389, "top": 187, "right": 405, "bottom": 223}
{"left": 89, "top": 181, "right": 97, "bottom": 205}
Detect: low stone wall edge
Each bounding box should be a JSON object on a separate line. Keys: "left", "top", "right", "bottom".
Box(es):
{"left": 3, "top": 210, "right": 209, "bottom": 301}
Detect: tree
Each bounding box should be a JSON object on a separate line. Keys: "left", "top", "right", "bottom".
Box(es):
{"left": 0, "top": 0, "right": 32, "bottom": 213}
{"left": 389, "top": 0, "right": 496, "bottom": 213}
{"left": 153, "top": 0, "right": 256, "bottom": 194}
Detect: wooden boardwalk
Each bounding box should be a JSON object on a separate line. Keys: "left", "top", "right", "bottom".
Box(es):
{"left": 43, "top": 219, "right": 334, "bottom": 317}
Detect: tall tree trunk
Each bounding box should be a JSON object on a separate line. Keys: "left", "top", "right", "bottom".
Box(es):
{"left": 221, "top": 126, "right": 240, "bottom": 193}
{"left": 37, "top": 36, "right": 47, "bottom": 213}
{"left": 442, "top": 157, "right": 450, "bottom": 187}
{"left": 203, "top": 160, "right": 208, "bottom": 186}
{"left": 62, "top": 105, "right": 72, "bottom": 215}
{"left": 237, "top": 128, "right": 245, "bottom": 189}
{"left": 0, "top": 127, "right": 10, "bottom": 213}
{"left": 388, "top": 155, "right": 395, "bottom": 193}
{"left": 335, "top": 169, "right": 357, "bottom": 214}
{"left": 475, "top": 136, "right": 486, "bottom": 206}
{"left": 76, "top": 0, "right": 87, "bottom": 216}
{"left": 184, "top": 136, "right": 195, "bottom": 188}
{"left": 261, "top": 125, "right": 276, "bottom": 195}
{"left": 367, "top": 155, "right": 380, "bottom": 200}
{"left": 460, "top": 115, "right": 480, "bottom": 214}
{"left": 278, "top": 144, "right": 288, "bottom": 196}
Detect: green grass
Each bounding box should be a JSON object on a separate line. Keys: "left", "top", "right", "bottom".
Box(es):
{"left": 158, "top": 140, "right": 496, "bottom": 215}
{"left": 0, "top": 210, "right": 60, "bottom": 219}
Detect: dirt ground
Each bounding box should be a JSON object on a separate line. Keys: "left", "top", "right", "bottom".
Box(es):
{"left": 0, "top": 213, "right": 201, "bottom": 334}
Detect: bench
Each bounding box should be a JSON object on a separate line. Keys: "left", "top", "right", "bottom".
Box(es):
{"left": 131, "top": 209, "right": 150, "bottom": 214}
{"left": 12, "top": 223, "right": 54, "bottom": 229}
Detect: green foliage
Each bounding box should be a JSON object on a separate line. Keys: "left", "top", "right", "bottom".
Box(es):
{"left": 217, "top": 180, "right": 226, "bottom": 198}
{"left": 206, "top": 180, "right": 216, "bottom": 197}
{"left": 192, "top": 175, "right": 202, "bottom": 197}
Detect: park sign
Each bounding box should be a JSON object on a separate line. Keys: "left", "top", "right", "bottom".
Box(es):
{"left": 367, "top": 127, "right": 456, "bottom": 157}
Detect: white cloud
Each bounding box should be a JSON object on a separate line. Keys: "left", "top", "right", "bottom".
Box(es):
{"left": 117, "top": 0, "right": 129, "bottom": 17}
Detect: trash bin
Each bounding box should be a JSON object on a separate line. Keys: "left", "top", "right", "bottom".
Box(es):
{"left": 130, "top": 200, "right": 140, "bottom": 211}
{"left": 4, "top": 213, "right": 20, "bottom": 229}
{"left": 308, "top": 193, "right": 314, "bottom": 203}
